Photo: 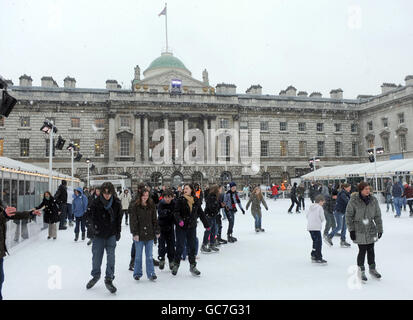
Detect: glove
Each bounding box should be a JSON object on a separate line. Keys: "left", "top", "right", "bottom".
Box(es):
{"left": 206, "top": 227, "right": 211, "bottom": 231}
{"left": 116, "top": 233, "right": 121, "bottom": 241}
{"left": 378, "top": 232, "right": 382, "bottom": 239}
{"left": 241, "top": 208, "right": 245, "bottom": 215}
{"left": 179, "top": 220, "right": 184, "bottom": 227}
{"left": 350, "top": 231, "right": 356, "bottom": 241}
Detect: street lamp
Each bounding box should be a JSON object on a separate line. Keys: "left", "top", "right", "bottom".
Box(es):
{"left": 86, "top": 158, "right": 91, "bottom": 188}
{"left": 309, "top": 156, "right": 321, "bottom": 181}
{"left": 40, "top": 120, "right": 57, "bottom": 191}
{"left": 367, "top": 146, "right": 384, "bottom": 193}
{"left": 67, "top": 142, "right": 76, "bottom": 189}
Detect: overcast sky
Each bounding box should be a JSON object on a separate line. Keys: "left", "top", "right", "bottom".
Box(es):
{"left": 1, "top": 0, "right": 413, "bottom": 98}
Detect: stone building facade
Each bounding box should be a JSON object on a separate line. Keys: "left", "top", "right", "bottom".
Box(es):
{"left": 1, "top": 52, "right": 412, "bottom": 189}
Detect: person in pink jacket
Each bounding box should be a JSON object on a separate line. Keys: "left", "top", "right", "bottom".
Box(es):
{"left": 306, "top": 194, "right": 326, "bottom": 264}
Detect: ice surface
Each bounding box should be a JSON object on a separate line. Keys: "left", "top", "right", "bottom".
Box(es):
{"left": 3, "top": 198, "right": 413, "bottom": 300}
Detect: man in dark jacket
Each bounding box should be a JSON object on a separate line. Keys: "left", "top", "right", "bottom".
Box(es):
{"left": 297, "top": 183, "right": 305, "bottom": 212}
{"left": 288, "top": 183, "right": 300, "bottom": 214}
{"left": 157, "top": 189, "right": 176, "bottom": 270}
{"left": 54, "top": 180, "right": 68, "bottom": 230}
{"left": 392, "top": 180, "right": 404, "bottom": 218}
{"left": 323, "top": 189, "right": 337, "bottom": 238}
{"left": 86, "top": 182, "right": 122, "bottom": 294}
{"left": 384, "top": 179, "right": 394, "bottom": 213}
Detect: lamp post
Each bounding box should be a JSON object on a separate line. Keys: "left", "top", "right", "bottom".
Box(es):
{"left": 41, "top": 120, "right": 57, "bottom": 192}
{"left": 67, "top": 142, "right": 76, "bottom": 188}
{"left": 86, "top": 158, "right": 91, "bottom": 188}
{"left": 367, "top": 146, "right": 384, "bottom": 193}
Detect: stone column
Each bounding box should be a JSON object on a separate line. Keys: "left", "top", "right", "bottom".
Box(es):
{"left": 209, "top": 116, "right": 216, "bottom": 164}
{"left": 183, "top": 114, "right": 189, "bottom": 161}
{"left": 134, "top": 113, "right": 142, "bottom": 163}
{"left": 232, "top": 114, "right": 240, "bottom": 164}
{"left": 163, "top": 115, "right": 171, "bottom": 164}
{"left": 143, "top": 114, "right": 149, "bottom": 164}
{"left": 108, "top": 112, "right": 116, "bottom": 163}
{"left": 203, "top": 116, "right": 209, "bottom": 164}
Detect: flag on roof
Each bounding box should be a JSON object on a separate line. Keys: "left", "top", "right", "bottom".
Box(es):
{"left": 158, "top": 6, "right": 166, "bottom": 16}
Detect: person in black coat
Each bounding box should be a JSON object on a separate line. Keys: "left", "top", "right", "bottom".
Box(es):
{"left": 202, "top": 184, "right": 223, "bottom": 252}
{"left": 216, "top": 187, "right": 227, "bottom": 244}
{"left": 172, "top": 184, "right": 209, "bottom": 276}
{"left": 157, "top": 189, "right": 176, "bottom": 271}
{"left": 85, "top": 188, "right": 100, "bottom": 245}
{"left": 54, "top": 180, "right": 68, "bottom": 230}
{"left": 86, "top": 182, "right": 122, "bottom": 294}
{"left": 288, "top": 183, "right": 300, "bottom": 213}
{"left": 33, "top": 192, "right": 60, "bottom": 240}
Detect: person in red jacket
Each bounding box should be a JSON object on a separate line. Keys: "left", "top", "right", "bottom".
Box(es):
{"left": 271, "top": 184, "right": 279, "bottom": 201}
{"left": 402, "top": 183, "right": 413, "bottom": 216}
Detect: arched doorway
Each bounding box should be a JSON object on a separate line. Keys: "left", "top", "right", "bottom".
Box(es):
{"left": 171, "top": 171, "right": 184, "bottom": 188}
{"left": 220, "top": 171, "right": 232, "bottom": 187}
{"left": 150, "top": 172, "right": 163, "bottom": 187}
{"left": 192, "top": 171, "right": 204, "bottom": 186}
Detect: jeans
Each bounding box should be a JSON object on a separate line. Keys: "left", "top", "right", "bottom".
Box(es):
{"left": 288, "top": 197, "right": 300, "bottom": 212}
{"left": 0, "top": 257, "right": 3, "bottom": 300}
{"left": 91, "top": 236, "right": 116, "bottom": 280}
{"left": 121, "top": 209, "right": 128, "bottom": 224}
{"left": 133, "top": 240, "right": 155, "bottom": 279}
{"left": 253, "top": 213, "right": 262, "bottom": 229}
{"left": 309, "top": 231, "right": 322, "bottom": 260}
{"left": 158, "top": 228, "right": 176, "bottom": 262}
{"left": 323, "top": 213, "right": 336, "bottom": 236}
{"left": 298, "top": 196, "right": 305, "bottom": 211}
{"left": 226, "top": 210, "right": 235, "bottom": 235}
{"left": 394, "top": 197, "right": 403, "bottom": 216}
{"left": 175, "top": 227, "right": 197, "bottom": 265}
{"left": 357, "top": 243, "right": 375, "bottom": 267}
{"left": 408, "top": 200, "right": 413, "bottom": 213}
{"left": 216, "top": 214, "right": 223, "bottom": 237}
{"left": 328, "top": 212, "right": 347, "bottom": 241}
{"left": 386, "top": 194, "right": 394, "bottom": 212}
{"left": 67, "top": 204, "right": 74, "bottom": 222}
{"left": 203, "top": 216, "right": 217, "bottom": 245}
{"left": 403, "top": 197, "right": 407, "bottom": 210}
{"left": 74, "top": 215, "right": 86, "bottom": 234}
{"left": 58, "top": 203, "right": 68, "bottom": 228}
{"left": 182, "top": 236, "right": 198, "bottom": 260}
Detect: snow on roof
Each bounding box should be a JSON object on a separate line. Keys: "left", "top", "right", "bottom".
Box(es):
{"left": 301, "top": 158, "right": 413, "bottom": 180}
{"left": 0, "top": 157, "right": 79, "bottom": 181}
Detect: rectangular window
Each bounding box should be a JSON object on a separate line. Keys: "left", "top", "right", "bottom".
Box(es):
{"left": 382, "top": 136, "right": 390, "bottom": 152}
{"left": 20, "top": 117, "right": 30, "bottom": 127}
{"left": 120, "top": 116, "right": 130, "bottom": 128}
{"left": 317, "top": 141, "right": 324, "bottom": 157}
{"left": 73, "top": 139, "right": 80, "bottom": 151}
{"left": 20, "top": 139, "right": 29, "bottom": 157}
{"left": 352, "top": 142, "right": 358, "bottom": 157}
{"left": 220, "top": 118, "right": 229, "bottom": 129}
{"left": 280, "top": 122, "right": 287, "bottom": 131}
{"left": 299, "top": 141, "right": 307, "bottom": 156}
{"left": 382, "top": 118, "right": 388, "bottom": 128}
{"left": 351, "top": 123, "right": 358, "bottom": 133}
{"left": 367, "top": 121, "right": 373, "bottom": 131}
{"left": 45, "top": 139, "right": 56, "bottom": 157}
{"left": 280, "top": 141, "right": 288, "bottom": 156}
{"left": 298, "top": 122, "right": 306, "bottom": 132}
{"left": 240, "top": 121, "right": 248, "bottom": 129}
{"left": 334, "top": 123, "right": 342, "bottom": 132}
{"left": 398, "top": 113, "right": 405, "bottom": 124}
{"left": 95, "top": 119, "right": 105, "bottom": 128}
{"left": 120, "top": 137, "right": 130, "bottom": 156}
{"left": 400, "top": 135, "right": 407, "bottom": 151}
{"left": 335, "top": 141, "right": 342, "bottom": 157}
{"left": 95, "top": 139, "right": 104, "bottom": 157}
{"left": 220, "top": 136, "right": 230, "bottom": 157}
{"left": 0, "top": 117, "right": 4, "bottom": 127}
{"left": 0, "top": 139, "right": 3, "bottom": 156}
{"left": 316, "top": 123, "right": 324, "bottom": 132}
{"left": 71, "top": 118, "right": 80, "bottom": 128}
{"left": 260, "top": 121, "right": 269, "bottom": 132}
{"left": 260, "top": 141, "right": 269, "bottom": 157}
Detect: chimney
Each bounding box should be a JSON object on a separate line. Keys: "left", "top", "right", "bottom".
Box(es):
{"left": 279, "top": 90, "right": 286, "bottom": 96}
{"left": 134, "top": 65, "right": 141, "bottom": 81}
{"left": 309, "top": 92, "right": 322, "bottom": 98}
{"left": 64, "top": 76, "right": 76, "bottom": 88}
{"left": 19, "top": 74, "right": 32, "bottom": 87}
{"left": 106, "top": 80, "right": 118, "bottom": 90}
{"left": 216, "top": 83, "right": 236, "bottom": 95}
{"left": 405, "top": 75, "right": 413, "bottom": 86}
{"left": 330, "top": 88, "right": 343, "bottom": 99}
{"left": 246, "top": 85, "right": 262, "bottom": 95}
{"left": 381, "top": 83, "right": 397, "bottom": 94}
{"left": 297, "top": 91, "right": 308, "bottom": 97}
{"left": 202, "top": 69, "right": 209, "bottom": 86}
{"left": 285, "top": 85, "right": 297, "bottom": 96}
{"left": 41, "top": 76, "right": 58, "bottom": 88}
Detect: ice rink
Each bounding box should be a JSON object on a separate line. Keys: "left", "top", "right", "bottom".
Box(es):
{"left": 3, "top": 197, "right": 413, "bottom": 300}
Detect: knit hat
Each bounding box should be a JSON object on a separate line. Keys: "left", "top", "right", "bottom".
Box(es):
{"left": 331, "top": 189, "right": 338, "bottom": 196}
{"left": 229, "top": 182, "right": 236, "bottom": 188}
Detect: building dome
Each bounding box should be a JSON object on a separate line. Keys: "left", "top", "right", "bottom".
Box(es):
{"left": 143, "top": 52, "right": 191, "bottom": 78}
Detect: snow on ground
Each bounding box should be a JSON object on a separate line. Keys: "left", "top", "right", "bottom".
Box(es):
{"left": 3, "top": 198, "right": 413, "bottom": 300}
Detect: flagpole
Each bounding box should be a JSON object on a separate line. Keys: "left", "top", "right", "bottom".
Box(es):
{"left": 165, "top": 3, "right": 168, "bottom": 52}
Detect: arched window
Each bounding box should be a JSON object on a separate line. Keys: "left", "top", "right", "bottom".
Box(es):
{"left": 171, "top": 171, "right": 184, "bottom": 188}
{"left": 150, "top": 172, "right": 163, "bottom": 187}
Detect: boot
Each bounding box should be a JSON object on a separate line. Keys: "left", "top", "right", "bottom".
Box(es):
{"left": 104, "top": 278, "right": 117, "bottom": 294}
{"left": 260, "top": 228, "right": 265, "bottom": 232}
{"left": 230, "top": 235, "right": 237, "bottom": 242}
{"left": 86, "top": 277, "right": 100, "bottom": 289}
{"left": 153, "top": 258, "right": 160, "bottom": 267}
{"left": 369, "top": 265, "right": 382, "bottom": 279}
{"left": 201, "top": 244, "right": 212, "bottom": 253}
{"left": 159, "top": 258, "right": 165, "bottom": 270}
{"left": 87, "top": 239, "right": 92, "bottom": 246}
{"left": 74, "top": 233, "right": 79, "bottom": 242}
{"left": 172, "top": 262, "right": 179, "bottom": 276}
{"left": 255, "top": 228, "right": 260, "bottom": 233}
{"left": 227, "top": 235, "right": 235, "bottom": 243}
{"left": 358, "top": 266, "right": 368, "bottom": 282}
{"left": 169, "top": 261, "right": 175, "bottom": 271}
{"left": 217, "top": 236, "right": 227, "bottom": 244}
{"left": 149, "top": 274, "right": 157, "bottom": 281}
{"left": 81, "top": 232, "right": 85, "bottom": 241}
{"left": 209, "top": 243, "right": 219, "bottom": 252}
{"left": 129, "top": 258, "right": 134, "bottom": 271}
{"left": 340, "top": 240, "right": 351, "bottom": 248}
{"left": 190, "top": 263, "right": 201, "bottom": 276}
{"left": 324, "top": 236, "right": 333, "bottom": 246}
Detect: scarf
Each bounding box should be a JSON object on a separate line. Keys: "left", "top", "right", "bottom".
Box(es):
{"left": 100, "top": 195, "right": 115, "bottom": 222}
{"left": 184, "top": 194, "right": 194, "bottom": 212}
{"left": 228, "top": 190, "right": 240, "bottom": 210}
{"left": 359, "top": 192, "right": 370, "bottom": 206}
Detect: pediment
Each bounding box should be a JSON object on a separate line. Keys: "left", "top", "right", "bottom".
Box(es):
{"left": 116, "top": 130, "right": 133, "bottom": 138}
{"left": 379, "top": 129, "right": 391, "bottom": 137}
{"left": 137, "top": 70, "right": 208, "bottom": 88}
{"left": 365, "top": 133, "right": 375, "bottom": 140}
{"left": 396, "top": 124, "right": 408, "bottom": 135}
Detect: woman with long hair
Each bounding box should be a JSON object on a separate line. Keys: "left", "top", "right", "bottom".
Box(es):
{"left": 202, "top": 184, "right": 223, "bottom": 253}
{"left": 246, "top": 186, "right": 268, "bottom": 232}
{"left": 172, "top": 184, "right": 209, "bottom": 276}
{"left": 33, "top": 191, "right": 60, "bottom": 240}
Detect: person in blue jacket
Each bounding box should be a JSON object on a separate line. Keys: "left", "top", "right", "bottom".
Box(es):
{"left": 72, "top": 187, "right": 89, "bottom": 241}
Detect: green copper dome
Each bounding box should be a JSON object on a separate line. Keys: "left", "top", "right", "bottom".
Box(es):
{"left": 143, "top": 52, "right": 190, "bottom": 76}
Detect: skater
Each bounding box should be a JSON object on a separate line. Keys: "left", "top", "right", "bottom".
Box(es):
{"left": 297, "top": 183, "right": 305, "bottom": 211}
{"left": 86, "top": 188, "right": 100, "bottom": 246}
{"left": 172, "top": 184, "right": 209, "bottom": 276}
{"left": 287, "top": 182, "right": 300, "bottom": 213}
{"left": 129, "top": 188, "right": 160, "bottom": 281}
{"left": 271, "top": 183, "right": 279, "bottom": 201}
{"left": 54, "top": 180, "right": 68, "bottom": 230}
{"left": 0, "top": 200, "right": 41, "bottom": 300}
{"left": 243, "top": 185, "right": 249, "bottom": 200}
{"left": 66, "top": 185, "right": 74, "bottom": 227}
{"left": 325, "top": 183, "right": 351, "bottom": 247}
{"left": 246, "top": 186, "right": 268, "bottom": 232}
{"left": 384, "top": 179, "right": 394, "bottom": 213}
{"left": 346, "top": 182, "right": 383, "bottom": 281}
{"left": 157, "top": 189, "right": 176, "bottom": 270}
{"left": 34, "top": 191, "right": 60, "bottom": 240}
{"left": 86, "top": 182, "right": 122, "bottom": 294}
{"left": 120, "top": 189, "right": 132, "bottom": 225}
{"left": 306, "top": 194, "right": 327, "bottom": 264}
{"left": 202, "top": 184, "right": 222, "bottom": 253}
{"left": 402, "top": 183, "right": 413, "bottom": 216}
{"left": 72, "top": 187, "right": 88, "bottom": 242}
{"left": 392, "top": 179, "right": 404, "bottom": 218}
{"left": 323, "top": 189, "right": 337, "bottom": 239}
{"left": 216, "top": 186, "right": 227, "bottom": 244}
{"left": 223, "top": 182, "right": 245, "bottom": 242}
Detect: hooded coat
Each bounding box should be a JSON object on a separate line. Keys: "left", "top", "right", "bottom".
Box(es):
{"left": 72, "top": 187, "right": 89, "bottom": 218}
{"left": 246, "top": 193, "right": 268, "bottom": 217}
{"left": 88, "top": 194, "right": 122, "bottom": 239}
{"left": 345, "top": 192, "right": 383, "bottom": 245}
{"left": 35, "top": 195, "right": 60, "bottom": 224}
{"left": 173, "top": 195, "right": 209, "bottom": 230}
